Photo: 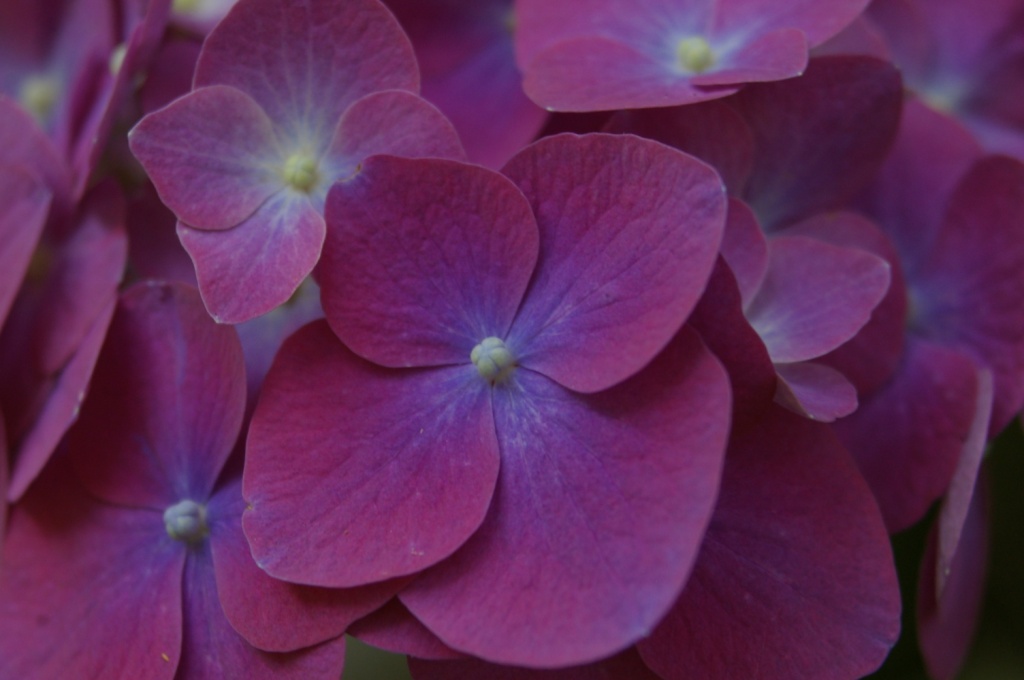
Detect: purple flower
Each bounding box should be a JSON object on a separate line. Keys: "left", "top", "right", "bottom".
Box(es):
{"left": 129, "top": 0, "right": 465, "bottom": 323}
{"left": 384, "top": 0, "right": 549, "bottom": 168}
{"left": 513, "top": 0, "right": 872, "bottom": 110}
{"left": 243, "top": 133, "right": 731, "bottom": 666}
{"left": 0, "top": 282, "right": 399, "bottom": 677}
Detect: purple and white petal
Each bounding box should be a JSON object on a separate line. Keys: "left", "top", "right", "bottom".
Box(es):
{"left": 129, "top": 85, "right": 282, "bottom": 230}
{"left": 179, "top": 191, "right": 325, "bottom": 324}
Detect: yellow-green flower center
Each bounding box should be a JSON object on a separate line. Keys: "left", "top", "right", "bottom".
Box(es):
{"left": 18, "top": 74, "right": 59, "bottom": 123}
{"left": 282, "top": 152, "right": 320, "bottom": 193}
{"left": 676, "top": 36, "right": 715, "bottom": 74}
{"left": 164, "top": 499, "right": 209, "bottom": 543}
{"left": 471, "top": 337, "right": 516, "bottom": 384}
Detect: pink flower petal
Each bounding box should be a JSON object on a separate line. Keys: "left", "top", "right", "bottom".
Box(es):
{"left": 195, "top": 0, "right": 419, "bottom": 132}
{"left": 179, "top": 547, "right": 347, "bottom": 679}
{"left": 785, "top": 211, "right": 908, "bottom": 395}
{"left": 323, "top": 89, "right": 467, "bottom": 180}
{"left": 0, "top": 462, "right": 185, "bottom": 678}
{"left": 401, "top": 327, "right": 731, "bottom": 666}
{"left": 129, "top": 85, "right": 282, "bottom": 230}
{"left": 833, "top": 339, "right": 983, "bottom": 532}
{"left": 5, "top": 297, "right": 114, "bottom": 501}
{"left": 638, "top": 407, "right": 900, "bottom": 680}
{"left": 349, "top": 599, "right": 464, "bottom": 661}
{"left": 918, "top": 464, "right": 991, "bottom": 680}
{"left": 210, "top": 477, "right": 404, "bottom": 652}
{"left": 0, "top": 167, "right": 51, "bottom": 326}
{"left": 774, "top": 360, "right": 858, "bottom": 422}
{"left": 68, "top": 282, "right": 246, "bottom": 509}
{"left": 504, "top": 133, "right": 726, "bottom": 393}
{"left": 320, "top": 155, "right": 538, "bottom": 367}
{"left": 913, "top": 155, "right": 1024, "bottom": 430}
{"left": 179, "top": 191, "right": 325, "bottom": 324}
{"left": 243, "top": 321, "right": 500, "bottom": 587}
{"left": 744, "top": 235, "right": 891, "bottom": 363}
{"left": 732, "top": 55, "right": 902, "bottom": 230}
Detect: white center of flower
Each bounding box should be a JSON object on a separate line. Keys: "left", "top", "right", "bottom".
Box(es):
{"left": 471, "top": 337, "right": 516, "bottom": 384}
{"left": 281, "top": 151, "right": 320, "bottom": 193}
{"left": 164, "top": 499, "right": 209, "bottom": 543}
{"left": 18, "top": 74, "right": 59, "bottom": 123}
{"left": 676, "top": 36, "right": 715, "bottom": 74}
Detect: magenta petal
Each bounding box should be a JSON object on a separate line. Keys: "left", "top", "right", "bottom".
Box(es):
{"left": 6, "top": 298, "right": 114, "bottom": 501}
{"left": 690, "top": 28, "right": 807, "bottom": 86}
{"left": 323, "top": 90, "right": 467, "bottom": 179}
{"left": 523, "top": 36, "right": 740, "bottom": 111}
{"left": 33, "top": 182, "right": 126, "bottom": 375}
{"left": 349, "top": 599, "right": 464, "bottom": 661}
{"left": 320, "top": 155, "right": 538, "bottom": 367}
{"left": 409, "top": 647, "right": 661, "bottom": 680}
{"left": 774, "top": 361, "right": 858, "bottom": 422}
{"left": 0, "top": 167, "right": 50, "bottom": 326}
{"left": 718, "top": 198, "right": 767, "bottom": 304}
{"left": 0, "top": 97, "right": 72, "bottom": 211}
{"left": 179, "top": 547, "right": 347, "bottom": 679}
{"left": 715, "top": 0, "right": 872, "bottom": 46}
{"left": 0, "top": 464, "right": 184, "bottom": 678}
{"left": 606, "top": 101, "right": 755, "bottom": 196}
{"left": 195, "top": 0, "right": 418, "bottom": 130}
{"left": 129, "top": 85, "right": 281, "bottom": 230}
{"left": 913, "top": 155, "right": 1024, "bottom": 430}
{"left": 785, "top": 211, "right": 908, "bottom": 395}
{"left": 918, "top": 465, "right": 991, "bottom": 680}
{"left": 401, "top": 327, "right": 731, "bottom": 667}
{"left": 243, "top": 321, "right": 500, "bottom": 586}
{"left": 933, "top": 371, "right": 993, "bottom": 597}
{"left": 688, "top": 259, "right": 777, "bottom": 430}
{"left": 179, "top": 192, "right": 325, "bottom": 324}
{"left": 210, "top": 477, "right": 402, "bottom": 652}
{"left": 504, "top": 133, "right": 726, "bottom": 393}
{"left": 744, "top": 235, "right": 891, "bottom": 363}
{"left": 68, "top": 283, "right": 246, "bottom": 509}
{"left": 638, "top": 408, "right": 900, "bottom": 680}
{"left": 833, "top": 339, "right": 982, "bottom": 532}
{"left": 734, "top": 55, "right": 902, "bottom": 230}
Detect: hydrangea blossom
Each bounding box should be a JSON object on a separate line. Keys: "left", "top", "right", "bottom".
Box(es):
{"left": 129, "top": 0, "right": 465, "bottom": 323}
{"left": 0, "top": 283, "right": 400, "bottom": 678}
{"left": 513, "top": 0, "right": 872, "bottom": 110}
{"left": 244, "top": 133, "right": 731, "bottom": 666}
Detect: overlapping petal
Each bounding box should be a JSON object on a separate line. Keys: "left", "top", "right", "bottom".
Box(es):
{"left": 503, "top": 133, "right": 726, "bottom": 393}
{"left": 128, "top": 85, "right": 283, "bottom": 230}
{"left": 638, "top": 408, "right": 900, "bottom": 679}
{"left": 179, "top": 192, "right": 326, "bottom": 324}
{"left": 243, "top": 321, "right": 501, "bottom": 586}
{"left": 321, "top": 155, "right": 538, "bottom": 367}
{"left": 401, "top": 328, "right": 731, "bottom": 666}
{"left": 194, "top": 0, "right": 419, "bottom": 132}
{"left": 68, "top": 282, "right": 246, "bottom": 509}
{"left": 0, "top": 167, "right": 51, "bottom": 326}
{"left": 0, "top": 463, "right": 185, "bottom": 679}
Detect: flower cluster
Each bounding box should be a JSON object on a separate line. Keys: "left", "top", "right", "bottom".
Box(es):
{"left": 1, "top": 0, "right": 1023, "bottom": 678}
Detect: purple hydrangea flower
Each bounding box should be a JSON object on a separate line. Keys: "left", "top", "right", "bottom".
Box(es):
{"left": 513, "top": 0, "right": 873, "bottom": 110}
{"left": 243, "top": 133, "right": 731, "bottom": 666}
{"left": 0, "top": 282, "right": 400, "bottom": 677}
{"left": 129, "top": 0, "right": 466, "bottom": 323}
